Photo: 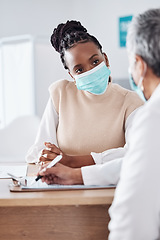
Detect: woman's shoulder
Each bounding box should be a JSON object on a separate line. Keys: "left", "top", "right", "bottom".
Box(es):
{"left": 111, "top": 83, "right": 132, "bottom": 96}
{"left": 111, "top": 83, "right": 143, "bottom": 104}
{"left": 48, "top": 80, "right": 75, "bottom": 114}
{"left": 49, "top": 79, "right": 74, "bottom": 92}
{"left": 110, "top": 83, "right": 144, "bottom": 121}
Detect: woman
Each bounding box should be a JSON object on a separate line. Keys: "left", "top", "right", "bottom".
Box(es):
{"left": 26, "top": 20, "right": 143, "bottom": 185}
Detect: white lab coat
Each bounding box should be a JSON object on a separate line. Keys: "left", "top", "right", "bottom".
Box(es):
{"left": 109, "top": 83, "right": 160, "bottom": 240}
{"left": 25, "top": 98, "right": 139, "bottom": 186}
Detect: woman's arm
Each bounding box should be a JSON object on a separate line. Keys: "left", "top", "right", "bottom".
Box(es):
{"left": 37, "top": 108, "right": 141, "bottom": 186}
{"left": 25, "top": 98, "right": 59, "bottom": 163}
{"left": 37, "top": 109, "right": 136, "bottom": 185}
{"left": 39, "top": 142, "right": 95, "bottom": 167}
{"left": 39, "top": 108, "right": 139, "bottom": 169}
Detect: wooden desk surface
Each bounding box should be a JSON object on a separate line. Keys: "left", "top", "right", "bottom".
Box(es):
{"left": 0, "top": 163, "right": 115, "bottom": 240}
{"left": 0, "top": 163, "right": 115, "bottom": 207}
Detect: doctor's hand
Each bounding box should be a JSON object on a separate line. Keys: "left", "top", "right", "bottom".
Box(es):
{"left": 38, "top": 163, "right": 83, "bottom": 185}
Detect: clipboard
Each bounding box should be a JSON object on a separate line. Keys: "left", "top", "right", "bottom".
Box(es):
{"left": 9, "top": 176, "right": 116, "bottom": 192}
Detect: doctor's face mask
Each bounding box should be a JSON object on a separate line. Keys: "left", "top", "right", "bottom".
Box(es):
{"left": 128, "top": 58, "right": 147, "bottom": 101}
{"left": 128, "top": 69, "right": 146, "bottom": 101}
{"left": 74, "top": 61, "right": 111, "bottom": 95}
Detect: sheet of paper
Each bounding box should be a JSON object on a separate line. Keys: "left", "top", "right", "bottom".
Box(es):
{"left": 0, "top": 164, "right": 28, "bottom": 178}
{"left": 21, "top": 177, "right": 115, "bottom": 190}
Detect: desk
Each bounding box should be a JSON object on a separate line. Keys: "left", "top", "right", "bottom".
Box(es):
{"left": 0, "top": 164, "right": 115, "bottom": 240}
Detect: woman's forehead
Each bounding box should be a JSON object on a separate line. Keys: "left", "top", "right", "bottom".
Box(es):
{"left": 64, "top": 41, "right": 101, "bottom": 68}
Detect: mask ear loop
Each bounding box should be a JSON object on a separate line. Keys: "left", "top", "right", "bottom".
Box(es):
{"left": 138, "top": 62, "right": 147, "bottom": 90}
{"left": 74, "top": 79, "right": 76, "bottom": 86}
{"left": 128, "top": 67, "right": 131, "bottom": 75}
{"left": 68, "top": 70, "right": 77, "bottom": 85}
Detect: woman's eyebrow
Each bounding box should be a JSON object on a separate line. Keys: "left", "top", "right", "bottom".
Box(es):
{"left": 73, "top": 54, "right": 99, "bottom": 70}
{"left": 89, "top": 54, "right": 99, "bottom": 61}
{"left": 73, "top": 64, "right": 82, "bottom": 71}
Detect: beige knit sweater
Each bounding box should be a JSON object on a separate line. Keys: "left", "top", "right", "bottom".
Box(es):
{"left": 49, "top": 80, "right": 143, "bottom": 156}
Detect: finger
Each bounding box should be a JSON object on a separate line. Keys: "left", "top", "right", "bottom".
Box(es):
{"left": 44, "top": 142, "right": 62, "bottom": 155}
{"left": 38, "top": 161, "right": 45, "bottom": 170}
{"left": 52, "top": 176, "right": 70, "bottom": 185}
{"left": 39, "top": 156, "right": 52, "bottom": 163}
{"left": 41, "top": 175, "right": 50, "bottom": 182}
{"left": 45, "top": 179, "right": 50, "bottom": 184}
{"left": 41, "top": 177, "right": 45, "bottom": 182}
{"left": 52, "top": 176, "right": 61, "bottom": 184}
{"left": 38, "top": 162, "right": 49, "bottom": 172}
{"left": 37, "top": 161, "right": 52, "bottom": 176}
{"left": 48, "top": 175, "right": 54, "bottom": 181}
{"left": 45, "top": 177, "right": 55, "bottom": 185}
{"left": 47, "top": 176, "right": 59, "bottom": 185}
{"left": 38, "top": 167, "right": 54, "bottom": 176}
{"left": 41, "top": 149, "right": 58, "bottom": 159}
{"left": 42, "top": 166, "right": 58, "bottom": 175}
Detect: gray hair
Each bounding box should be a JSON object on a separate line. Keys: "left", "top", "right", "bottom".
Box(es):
{"left": 127, "top": 8, "right": 160, "bottom": 77}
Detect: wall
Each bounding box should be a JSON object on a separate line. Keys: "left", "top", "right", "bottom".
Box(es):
{"left": 71, "top": 0, "right": 160, "bottom": 79}
{"left": 0, "top": 0, "right": 74, "bottom": 37}
{"left": 0, "top": 0, "right": 160, "bottom": 117}
{"left": 0, "top": 0, "right": 74, "bottom": 116}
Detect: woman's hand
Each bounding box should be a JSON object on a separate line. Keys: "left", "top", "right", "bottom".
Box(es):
{"left": 38, "top": 163, "right": 83, "bottom": 185}
{"left": 39, "top": 142, "right": 66, "bottom": 163}
{"left": 39, "top": 142, "right": 95, "bottom": 168}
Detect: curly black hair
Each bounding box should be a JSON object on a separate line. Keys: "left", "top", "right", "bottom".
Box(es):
{"left": 50, "top": 20, "right": 103, "bottom": 69}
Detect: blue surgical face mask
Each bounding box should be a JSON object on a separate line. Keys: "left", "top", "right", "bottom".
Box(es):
{"left": 128, "top": 73, "right": 146, "bottom": 101}
{"left": 74, "top": 61, "right": 111, "bottom": 95}
{"left": 128, "top": 60, "right": 147, "bottom": 101}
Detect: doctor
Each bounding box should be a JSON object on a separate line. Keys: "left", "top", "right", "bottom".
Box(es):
{"left": 109, "top": 8, "right": 160, "bottom": 240}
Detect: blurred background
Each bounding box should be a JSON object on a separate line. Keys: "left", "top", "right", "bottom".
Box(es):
{"left": 0, "top": 0, "right": 159, "bottom": 161}
{"left": 1, "top": 0, "right": 160, "bottom": 123}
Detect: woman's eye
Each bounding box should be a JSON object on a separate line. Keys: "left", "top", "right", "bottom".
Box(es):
{"left": 75, "top": 68, "right": 83, "bottom": 74}
{"left": 93, "top": 59, "right": 99, "bottom": 65}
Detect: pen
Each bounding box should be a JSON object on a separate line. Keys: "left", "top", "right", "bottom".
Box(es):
{"left": 30, "top": 155, "right": 62, "bottom": 186}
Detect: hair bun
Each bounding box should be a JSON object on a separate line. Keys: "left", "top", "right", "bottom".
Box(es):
{"left": 51, "top": 20, "right": 87, "bottom": 52}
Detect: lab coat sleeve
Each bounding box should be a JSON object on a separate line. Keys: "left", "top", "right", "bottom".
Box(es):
{"left": 25, "top": 98, "right": 59, "bottom": 163}
{"left": 91, "top": 108, "right": 139, "bottom": 165}
{"left": 81, "top": 158, "right": 122, "bottom": 185}
{"left": 108, "top": 104, "right": 160, "bottom": 240}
